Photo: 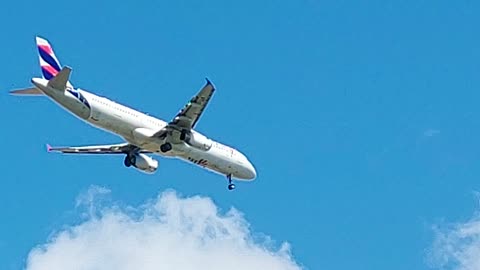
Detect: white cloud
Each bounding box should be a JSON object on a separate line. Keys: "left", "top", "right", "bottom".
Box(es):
{"left": 428, "top": 202, "right": 480, "bottom": 270}
{"left": 25, "top": 186, "right": 302, "bottom": 270}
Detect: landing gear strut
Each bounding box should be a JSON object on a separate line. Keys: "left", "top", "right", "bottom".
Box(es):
{"left": 227, "top": 174, "right": 235, "bottom": 190}
{"left": 160, "top": 142, "right": 172, "bottom": 153}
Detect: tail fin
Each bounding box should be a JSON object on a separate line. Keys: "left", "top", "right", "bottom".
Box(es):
{"left": 36, "top": 36, "right": 62, "bottom": 80}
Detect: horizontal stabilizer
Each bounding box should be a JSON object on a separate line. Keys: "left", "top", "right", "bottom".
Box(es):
{"left": 9, "top": 87, "right": 44, "bottom": 96}
{"left": 47, "top": 66, "right": 72, "bottom": 90}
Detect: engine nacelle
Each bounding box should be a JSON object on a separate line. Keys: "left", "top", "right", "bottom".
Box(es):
{"left": 182, "top": 131, "right": 212, "bottom": 151}
{"left": 132, "top": 153, "right": 158, "bottom": 173}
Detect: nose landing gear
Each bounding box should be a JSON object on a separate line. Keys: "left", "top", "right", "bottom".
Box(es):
{"left": 227, "top": 174, "right": 236, "bottom": 190}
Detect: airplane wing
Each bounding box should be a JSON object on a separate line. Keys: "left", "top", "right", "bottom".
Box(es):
{"left": 170, "top": 79, "right": 215, "bottom": 129}
{"left": 47, "top": 143, "right": 150, "bottom": 154}
{"left": 154, "top": 79, "right": 215, "bottom": 139}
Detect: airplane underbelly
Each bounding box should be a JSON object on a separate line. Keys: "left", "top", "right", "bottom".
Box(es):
{"left": 88, "top": 106, "right": 141, "bottom": 139}
{"left": 175, "top": 146, "right": 237, "bottom": 177}
{"left": 68, "top": 101, "right": 90, "bottom": 120}
{"left": 90, "top": 112, "right": 129, "bottom": 134}
{"left": 46, "top": 89, "right": 91, "bottom": 120}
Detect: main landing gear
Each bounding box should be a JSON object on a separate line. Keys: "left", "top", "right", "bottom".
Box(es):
{"left": 227, "top": 174, "right": 236, "bottom": 191}
{"left": 160, "top": 142, "right": 172, "bottom": 153}
{"left": 124, "top": 154, "right": 136, "bottom": 167}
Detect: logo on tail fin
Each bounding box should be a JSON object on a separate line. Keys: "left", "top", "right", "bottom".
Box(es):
{"left": 36, "top": 36, "right": 61, "bottom": 80}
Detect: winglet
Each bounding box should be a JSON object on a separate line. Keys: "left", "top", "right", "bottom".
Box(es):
{"left": 205, "top": 78, "right": 215, "bottom": 90}
{"left": 46, "top": 144, "right": 52, "bottom": 152}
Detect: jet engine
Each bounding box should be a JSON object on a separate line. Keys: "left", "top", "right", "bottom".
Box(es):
{"left": 181, "top": 130, "right": 212, "bottom": 151}
{"left": 127, "top": 153, "right": 158, "bottom": 173}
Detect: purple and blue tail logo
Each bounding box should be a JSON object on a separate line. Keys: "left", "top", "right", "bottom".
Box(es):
{"left": 36, "top": 37, "right": 61, "bottom": 80}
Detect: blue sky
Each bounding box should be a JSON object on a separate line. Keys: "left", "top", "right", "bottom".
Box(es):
{"left": 1, "top": 0, "right": 480, "bottom": 269}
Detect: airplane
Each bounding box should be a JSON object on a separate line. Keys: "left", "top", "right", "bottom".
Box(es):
{"left": 10, "top": 36, "right": 256, "bottom": 190}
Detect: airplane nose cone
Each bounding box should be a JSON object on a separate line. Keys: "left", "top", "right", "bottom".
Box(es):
{"left": 246, "top": 162, "right": 257, "bottom": 180}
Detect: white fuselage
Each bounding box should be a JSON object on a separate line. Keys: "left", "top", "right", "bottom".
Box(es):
{"left": 32, "top": 78, "right": 256, "bottom": 181}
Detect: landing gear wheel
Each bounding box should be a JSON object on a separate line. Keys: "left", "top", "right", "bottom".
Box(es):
{"left": 124, "top": 155, "right": 132, "bottom": 167}
{"left": 180, "top": 130, "right": 187, "bottom": 141}
{"left": 227, "top": 174, "right": 235, "bottom": 191}
{"left": 130, "top": 154, "right": 136, "bottom": 164}
{"left": 160, "top": 143, "right": 172, "bottom": 153}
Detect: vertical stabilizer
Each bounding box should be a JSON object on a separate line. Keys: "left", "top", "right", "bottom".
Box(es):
{"left": 36, "top": 36, "right": 62, "bottom": 80}
{"left": 35, "top": 36, "right": 73, "bottom": 88}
